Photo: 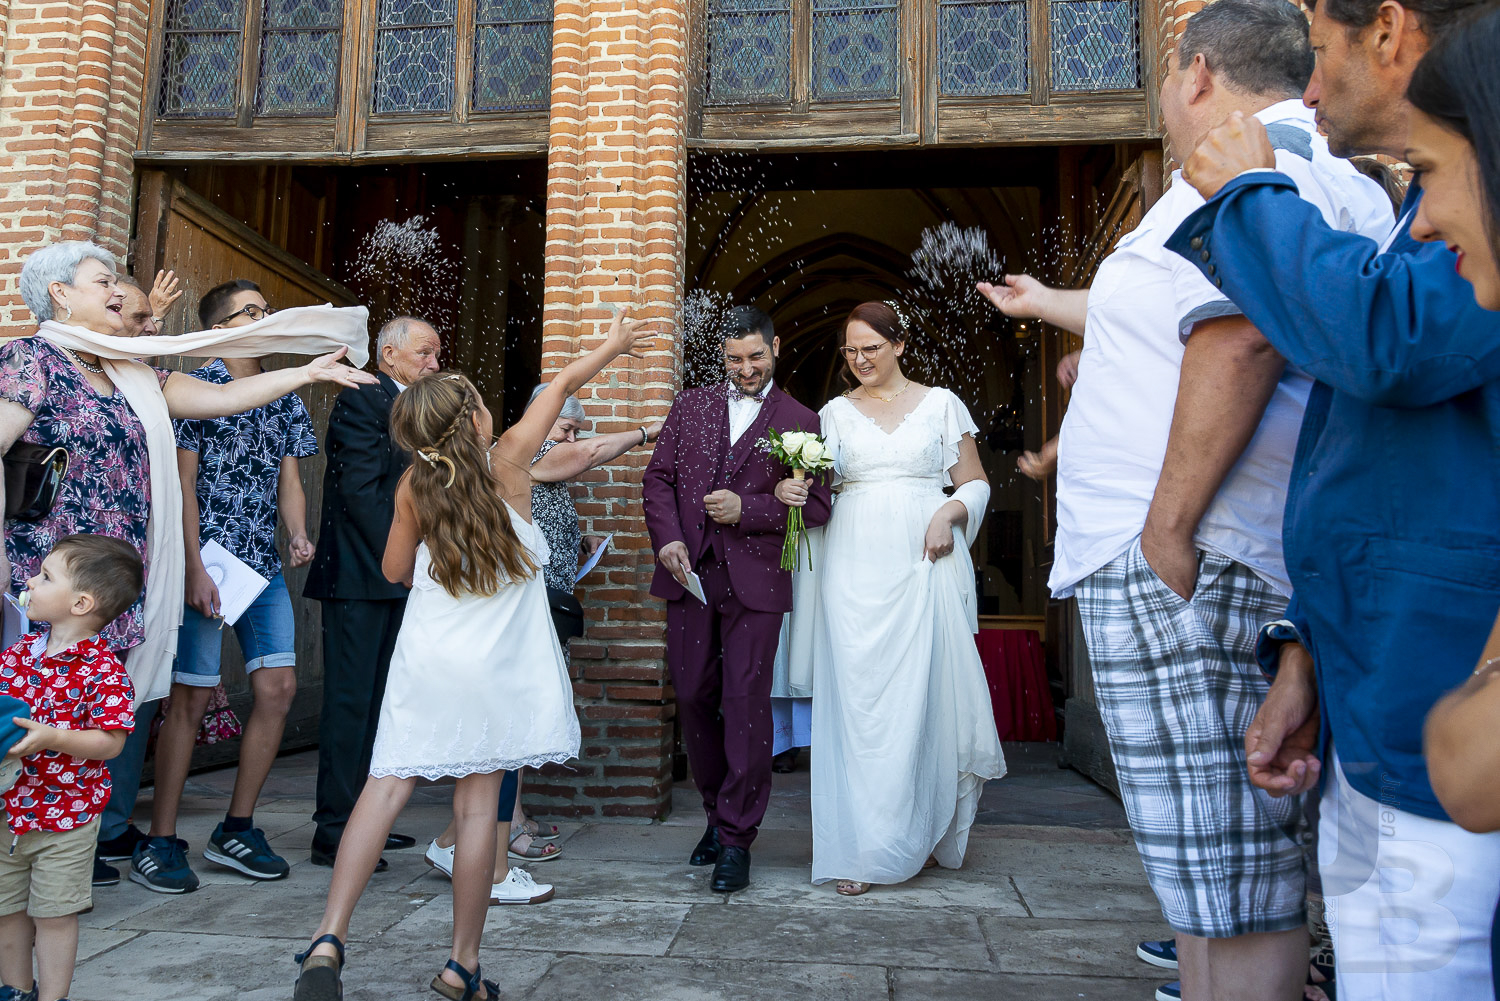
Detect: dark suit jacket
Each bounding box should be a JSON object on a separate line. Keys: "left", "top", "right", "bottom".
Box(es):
{"left": 303, "top": 374, "right": 410, "bottom": 602}
{"left": 643, "top": 384, "right": 831, "bottom": 614}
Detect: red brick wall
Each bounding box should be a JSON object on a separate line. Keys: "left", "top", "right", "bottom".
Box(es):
{"left": 0, "top": 0, "right": 149, "bottom": 333}
{"left": 535, "top": 0, "right": 687, "bottom": 820}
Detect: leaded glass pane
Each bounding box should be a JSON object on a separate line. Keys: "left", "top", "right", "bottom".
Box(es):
{"left": 1050, "top": 0, "right": 1140, "bottom": 91}
{"left": 706, "top": 0, "right": 791, "bottom": 105}
{"left": 159, "top": 31, "right": 240, "bottom": 117}
{"left": 811, "top": 0, "right": 898, "bottom": 102}
{"left": 256, "top": 0, "right": 342, "bottom": 116}
{"left": 258, "top": 30, "right": 340, "bottom": 114}
{"left": 378, "top": 0, "right": 454, "bottom": 26}
{"left": 476, "top": 0, "right": 550, "bottom": 19}
{"left": 165, "top": 0, "right": 242, "bottom": 31}
{"left": 375, "top": 26, "right": 454, "bottom": 113}
{"left": 473, "top": 22, "right": 551, "bottom": 112}
{"left": 264, "top": 0, "right": 340, "bottom": 28}
{"left": 939, "top": 1, "right": 1027, "bottom": 96}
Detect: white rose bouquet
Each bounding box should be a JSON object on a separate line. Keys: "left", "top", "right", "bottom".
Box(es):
{"left": 763, "top": 427, "right": 834, "bottom": 571}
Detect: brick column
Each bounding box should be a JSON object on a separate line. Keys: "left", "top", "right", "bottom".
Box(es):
{"left": 536, "top": 0, "right": 687, "bottom": 820}
{"left": 0, "top": 0, "right": 149, "bottom": 332}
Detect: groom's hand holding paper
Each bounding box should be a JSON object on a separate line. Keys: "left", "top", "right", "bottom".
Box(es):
{"left": 657, "top": 540, "right": 693, "bottom": 587}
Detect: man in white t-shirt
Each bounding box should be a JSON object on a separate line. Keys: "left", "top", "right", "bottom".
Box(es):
{"left": 980, "top": 2, "right": 1392, "bottom": 999}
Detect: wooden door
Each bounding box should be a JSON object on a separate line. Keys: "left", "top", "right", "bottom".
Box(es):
{"left": 1053, "top": 149, "right": 1163, "bottom": 794}
{"left": 133, "top": 170, "right": 361, "bottom": 767}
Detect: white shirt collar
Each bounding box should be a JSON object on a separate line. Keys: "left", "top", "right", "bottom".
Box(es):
{"left": 1254, "top": 98, "right": 1314, "bottom": 127}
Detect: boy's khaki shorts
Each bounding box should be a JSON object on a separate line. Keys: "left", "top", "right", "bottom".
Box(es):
{"left": 0, "top": 818, "right": 99, "bottom": 918}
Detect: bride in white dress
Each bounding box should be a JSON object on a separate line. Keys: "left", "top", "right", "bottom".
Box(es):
{"left": 805, "top": 301, "right": 1006, "bottom": 896}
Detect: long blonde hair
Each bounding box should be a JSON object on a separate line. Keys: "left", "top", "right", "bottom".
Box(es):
{"left": 389, "top": 372, "right": 537, "bottom": 597}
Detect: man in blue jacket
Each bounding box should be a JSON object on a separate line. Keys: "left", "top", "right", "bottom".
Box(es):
{"left": 1159, "top": 0, "right": 1500, "bottom": 997}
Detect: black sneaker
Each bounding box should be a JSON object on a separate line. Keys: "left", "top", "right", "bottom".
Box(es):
{"left": 91, "top": 856, "right": 119, "bottom": 887}
{"left": 130, "top": 836, "right": 199, "bottom": 894}
{"left": 205, "top": 823, "right": 289, "bottom": 880}
{"left": 96, "top": 823, "right": 149, "bottom": 862}
{"left": 99, "top": 825, "right": 187, "bottom": 862}
{"left": 1155, "top": 984, "right": 1181, "bottom": 1001}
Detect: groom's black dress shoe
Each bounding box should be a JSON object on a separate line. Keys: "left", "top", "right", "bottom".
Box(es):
{"left": 711, "top": 845, "right": 750, "bottom": 893}
{"left": 690, "top": 825, "right": 721, "bottom": 867}
{"left": 385, "top": 833, "right": 417, "bottom": 851}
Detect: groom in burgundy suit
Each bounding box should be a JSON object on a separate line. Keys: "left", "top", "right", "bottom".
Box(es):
{"left": 643, "top": 305, "right": 831, "bottom": 893}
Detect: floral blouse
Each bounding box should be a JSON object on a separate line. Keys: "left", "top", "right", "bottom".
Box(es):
{"left": 0, "top": 337, "right": 169, "bottom": 652}
{"left": 531, "top": 440, "right": 581, "bottom": 592}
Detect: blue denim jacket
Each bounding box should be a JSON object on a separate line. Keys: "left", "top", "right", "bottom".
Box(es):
{"left": 1165, "top": 172, "right": 1500, "bottom": 820}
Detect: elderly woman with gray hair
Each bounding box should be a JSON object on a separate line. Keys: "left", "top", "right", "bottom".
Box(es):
{"left": 0, "top": 240, "right": 371, "bottom": 893}
{"left": 496, "top": 384, "right": 662, "bottom": 854}
{"left": 526, "top": 383, "right": 663, "bottom": 593}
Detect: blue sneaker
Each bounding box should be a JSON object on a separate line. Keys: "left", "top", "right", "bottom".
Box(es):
{"left": 205, "top": 823, "right": 289, "bottom": 880}
{"left": 1155, "top": 984, "right": 1181, "bottom": 1001}
{"left": 130, "top": 836, "right": 199, "bottom": 894}
{"left": 1137, "top": 939, "right": 1178, "bottom": 970}
{"left": 0, "top": 984, "right": 38, "bottom": 1001}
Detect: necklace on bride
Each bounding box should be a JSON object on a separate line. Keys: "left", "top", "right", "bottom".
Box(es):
{"left": 65, "top": 347, "right": 105, "bottom": 375}
{"left": 864, "top": 379, "right": 910, "bottom": 404}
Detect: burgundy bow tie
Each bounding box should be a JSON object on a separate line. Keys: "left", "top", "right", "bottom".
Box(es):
{"left": 728, "top": 386, "right": 768, "bottom": 404}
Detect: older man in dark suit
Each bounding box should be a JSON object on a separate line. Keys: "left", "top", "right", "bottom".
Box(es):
{"left": 304, "top": 315, "right": 440, "bottom": 866}
{"left": 643, "top": 305, "right": 831, "bottom": 893}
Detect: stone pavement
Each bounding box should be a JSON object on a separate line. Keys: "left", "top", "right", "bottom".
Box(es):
{"left": 70, "top": 744, "right": 1172, "bottom": 1001}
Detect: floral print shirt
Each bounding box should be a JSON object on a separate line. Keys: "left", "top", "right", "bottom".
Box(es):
{"left": 0, "top": 338, "right": 167, "bottom": 652}
{"left": 531, "top": 440, "right": 581, "bottom": 592}
{"left": 0, "top": 631, "right": 135, "bottom": 835}
{"left": 173, "top": 361, "right": 318, "bottom": 579}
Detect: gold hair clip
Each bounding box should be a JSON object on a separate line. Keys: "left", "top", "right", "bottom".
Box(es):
{"left": 418, "top": 448, "right": 457, "bottom": 488}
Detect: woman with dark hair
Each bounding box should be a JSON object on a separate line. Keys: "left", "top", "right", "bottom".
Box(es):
{"left": 1411, "top": 10, "right": 1500, "bottom": 980}
{"left": 799, "top": 301, "right": 1005, "bottom": 897}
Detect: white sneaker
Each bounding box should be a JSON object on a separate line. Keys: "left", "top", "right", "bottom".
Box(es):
{"left": 424, "top": 839, "right": 455, "bottom": 879}
{"left": 490, "top": 866, "right": 554, "bottom": 905}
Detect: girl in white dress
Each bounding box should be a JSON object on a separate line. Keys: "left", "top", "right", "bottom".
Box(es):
{"left": 806, "top": 301, "right": 1006, "bottom": 896}
{"left": 293, "top": 315, "right": 651, "bottom": 1001}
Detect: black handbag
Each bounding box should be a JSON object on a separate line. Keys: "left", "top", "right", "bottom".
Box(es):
{"left": 3, "top": 443, "right": 68, "bottom": 522}
{"left": 547, "top": 585, "right": 585, "bottom": 645}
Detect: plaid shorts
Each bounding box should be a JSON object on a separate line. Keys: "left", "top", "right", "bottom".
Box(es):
{"left": 1075, "top": 537, "right": 1307, "bottom": 938}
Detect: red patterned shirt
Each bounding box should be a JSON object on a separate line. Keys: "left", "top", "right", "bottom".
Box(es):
{"left": 0, "top": 632, "right": 134, "bottom": 835}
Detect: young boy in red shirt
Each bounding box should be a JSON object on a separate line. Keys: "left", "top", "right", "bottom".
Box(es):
{"left": 0, "top": 535, "right": 140, "bottom": 1001}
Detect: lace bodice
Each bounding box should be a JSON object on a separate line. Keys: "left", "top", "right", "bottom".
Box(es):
{"left": 820, "top": 388, "right": 978, "bottom": 493}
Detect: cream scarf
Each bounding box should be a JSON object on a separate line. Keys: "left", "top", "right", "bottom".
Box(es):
{"left": 34, "top": 304, "right": 370, "bottom": 704}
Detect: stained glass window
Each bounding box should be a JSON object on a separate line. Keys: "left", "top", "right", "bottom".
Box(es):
{"left": 939, "top": 0, "right": 1028, "bottom": 97}
{"left": 471, "top": 0, "right": 552, "bottom": 113}
{"left": 159, "top": 0, "right": 243, "bottom": 117}
{"left": 811, "top": 0, "right": 899, "bottom": 101}
{"left": 374, "top": 0, "right": 456, "bottom": 114}
{"left": 257, "top": 0, "right": 343, "bottom": 115}
{"left": 1050, "top": 0, "right": 1141, "bottom": 92}
{"left": 706, "top": 0, "right": 792, "bottom": 105}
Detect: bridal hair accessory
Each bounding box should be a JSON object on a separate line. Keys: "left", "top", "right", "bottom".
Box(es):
{"left": 418, "top": 448, "right": 457, "bottom": 488}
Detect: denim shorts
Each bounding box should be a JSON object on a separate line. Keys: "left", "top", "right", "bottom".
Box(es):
{"left": 175, "top": 572, "right": 296, "bottom": 687}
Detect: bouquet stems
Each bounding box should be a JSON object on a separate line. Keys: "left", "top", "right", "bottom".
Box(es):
{"left": 782, "top": 468, "right": 810, "bottom": 572}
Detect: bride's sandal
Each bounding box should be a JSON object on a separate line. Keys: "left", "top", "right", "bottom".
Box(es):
{"left": 922, "top": 855, "right": 939, "bottom": 870}
{"left": 835, "top": 880, "right": 872, "bottom": 897}
{"left": 292, "top": 934, "right": 345, "bottom": 1001}
{"left": 430, "top": 959, "right": 500, "bottom": 1001}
